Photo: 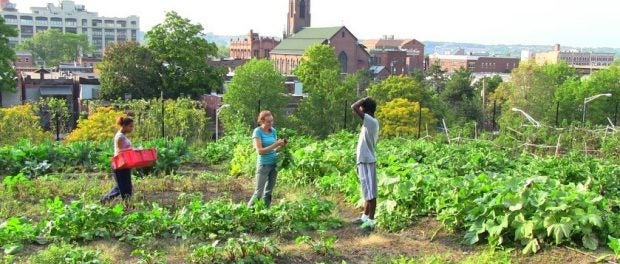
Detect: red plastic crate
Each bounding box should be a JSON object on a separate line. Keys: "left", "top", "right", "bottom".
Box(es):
{"left": 112, "top": 148, "right": 157, "bottom": 170}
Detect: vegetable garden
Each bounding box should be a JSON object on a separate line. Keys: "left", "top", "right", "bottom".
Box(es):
{"left": 1, "top": 101, "right": 620, "bottom": 263}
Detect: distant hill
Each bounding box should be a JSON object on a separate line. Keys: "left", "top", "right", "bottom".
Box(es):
{"left": 423, "top": 41, "right": 620, "bottom": 57}
{"left": 205, "top": 32, "right": 244, "bottom": 46}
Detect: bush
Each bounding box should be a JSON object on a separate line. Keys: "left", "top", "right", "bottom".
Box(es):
{"left": 376, "top": 98, "right": 437, "bottom": 138}
{"left": 66, "top": 107, "right": 126, "bottom": 143}
{"left": 0, "top": 104, "right": 52, "bottom": 146}
{"left": 29, "top": 243, "right": 109, "bottom": 264}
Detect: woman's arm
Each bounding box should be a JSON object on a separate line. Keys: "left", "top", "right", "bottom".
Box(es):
{"left": 254, "top": 137, "right": 284, "bottom": 155}
{"left": 116, "top": 136, "right": 131, "bottom": 152}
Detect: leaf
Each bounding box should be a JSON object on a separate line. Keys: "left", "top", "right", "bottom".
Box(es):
{"left": 464, "top": 231, "right": 479, "bottom": 245}
{"left": 582, "top": 233, "right": 599, "bottom": 250}
{"left": 522, "top": 239, "right": 540, "bottom": 255}
{"left": 586, "top": 214, "right": 603, "bottom": 228}
{"left": 3, "top": 243, "right": 23, "bottom": 255}
{"left": 547, "top": 223, "right": 571, "bottom": 244}
{"left": 608, "top": 236, "right": 620, "bottom": 255}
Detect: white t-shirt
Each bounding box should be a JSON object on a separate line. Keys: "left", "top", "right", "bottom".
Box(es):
{"left": 356, "top": 114, "right": 379, "bottom": 164}
{"left": 113, "top": 131, "right": 132, "bottom": 156}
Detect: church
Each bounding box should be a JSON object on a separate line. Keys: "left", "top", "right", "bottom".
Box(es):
{"left": 270, "top": 0, "right": 370, "bottom": 75}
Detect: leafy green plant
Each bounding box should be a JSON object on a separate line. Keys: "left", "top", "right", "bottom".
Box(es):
{"left": 188, "top": 235, "right": 279, "bottom": 264}
{"left": 0, "top": 217, "right": 38, "bottom": 255}
{"left": 295, "top": 232, "right": 338, "bottom": 256}
{"left": 29, "top": 243, "right": 108, "bottom": 264}
{"left": 131, "top": 249, "right": 167, "bottom": 264}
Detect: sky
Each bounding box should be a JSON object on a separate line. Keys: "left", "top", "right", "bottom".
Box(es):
{"left": 14, "top": 0, "right": 620, "bottom": 48}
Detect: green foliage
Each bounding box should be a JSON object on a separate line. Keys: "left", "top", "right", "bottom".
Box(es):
{"left": 131, "top": 249, "right": 167, "bottom": 264}
{"left": 375, "top": 98, "right": 437, "bottom": 138}
{"left": 188, "top": 235, "right": 279, "bottom": 264}
{"left": 295, "top": 232, "right": 338, "bottom": 256}
{"left": 216, "top": 44, "right": 230, "bottom": 58}
{"left": 17, "top": 29, "right": 91, "bottom": 66}
{"left": 223, "top": 59, "right": 288, "bottom": 128}
{"left": 0, "top": 137, "right": 189, "bottom": 176}
{"left": 0, "top": 104, "right": 52, "bottom": 146}
{"left": 0, "top": 217, "right": 38, "bottom": 255}
{"left": 271, "top": 131, "right": 620, "bottom": 254}
{"left": 86, "top": 98, "right": 211, "bottom": 143}
{"left": 65, "top": 107, "right": 126, "bottom": 143}
{"left": 368, "top": 75, "right": 431, "bottom": 105}
{"left": 146, "top": 11, "right": 223, "bottom": 98}
{"left": 291, "top": 44, "right": 359, "bottom": 137}
{"left": 441, "top": 67, "right": 481, "bottom": 124}
{"left": 98, "top": 42, "right": 162, "bottom": 100}
{"left": 29, "top": 243, "right": 108, "bottom": 264}
{"left": 0, "top": 17, "right": 17, "bottom": 93}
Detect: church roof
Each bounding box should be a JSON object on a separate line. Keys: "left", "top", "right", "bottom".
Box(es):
{"left": 271, "top": 27, "right": 345, "bottom": 55}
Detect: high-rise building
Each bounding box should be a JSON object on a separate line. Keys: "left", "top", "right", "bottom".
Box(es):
{"left": 286, "top": 0, "right": 310, "bottom": 38}
{"left": 0, "top": 0, "right": 139, "bottom": 56}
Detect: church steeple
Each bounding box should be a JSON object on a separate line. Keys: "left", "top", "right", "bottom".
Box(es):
{"left": 286, "top": 0, "right": 311, "bottom": 38}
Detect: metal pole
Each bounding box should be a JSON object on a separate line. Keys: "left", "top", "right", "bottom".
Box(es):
{"left": 417, "top": 104, "right": 422, "bottom": 139}
{"left": 344, "top": 100, "right": 347, "bottom": 130}
{"left": 55, "top": 112, "right": 60, "bottom": 141}
{"left": 555, "top": 102, "right": 560, "bottom": 128}
{"left": 614, "top": 101, "right": 618, "bottom": 126}
{"left": 492, "top": 101, "right": 497, "bottom": 132}
{"left": 257, "top": 100, "right": 261, "bottom": 116}
{"left": 161, "top": 90, "right": 165, "bottom": 138}
{"left": 215, "top": 109, "right": 219, "bottom": 141}
{"left": 582, "top": 99, "right": 587, "bottom": 127}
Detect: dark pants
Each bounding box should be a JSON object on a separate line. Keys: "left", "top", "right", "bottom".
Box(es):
{"left": 248, "top": 164, "right": 278, "bottom": 207}
{"left": 100, "top": 168, "right": 132, "bottom": 203}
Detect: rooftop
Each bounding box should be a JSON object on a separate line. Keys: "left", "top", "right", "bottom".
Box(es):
{"left": 271, "top": 27, "right": 345, "bottom": 55}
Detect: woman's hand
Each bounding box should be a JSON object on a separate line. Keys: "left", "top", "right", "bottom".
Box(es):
{"left": 276, "top": 139, "right": 286, "bottom": 147}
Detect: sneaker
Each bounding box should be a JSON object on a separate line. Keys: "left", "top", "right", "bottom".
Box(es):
{"left": 359, "top": 221, "right": 375, "bottom": 231}
{"left": 352, "top": 218, "right": 365, "bottom": 225}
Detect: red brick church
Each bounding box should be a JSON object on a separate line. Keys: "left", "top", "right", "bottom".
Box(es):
{"left": 270, "top": 0, "right": 369, "bottom": 75}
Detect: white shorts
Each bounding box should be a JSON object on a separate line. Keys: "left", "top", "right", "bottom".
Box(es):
{"left": 357, "top": 163, "right": 377, "bottom": 201}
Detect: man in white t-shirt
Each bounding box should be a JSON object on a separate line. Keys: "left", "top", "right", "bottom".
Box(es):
{"left": 351, "top": 97, "right": 379, "bottom": 231}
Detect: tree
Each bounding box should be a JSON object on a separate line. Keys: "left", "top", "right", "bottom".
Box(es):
{"left": 146, "top": 11, "right": 223, "bottom": 98}
{"left": 426, "top": 60, "right": 447, "bottom": 93}
{"left": 368, "top": 75, "right": 431, "bottom": 105}
{"left": 98, "top": 42, "right": 162, "bottom": 100}
{"left": 375, "top": 98, "right": 436, "bottom": 138}
{"left": 217, "top": 44, "right": 230, "bottom": 58}
{"left": 292, "top": 44, "right": 358, "bottom": 137}
{"left": 440, "top": 67, "right": 481, "bottom": 124}
{"left": 223, "top": 59, "right": 288, "bottom": 128}
{"left": 473, "top": 75, "right": 503, "bottom": 94}
{"left": 0, "top": 17, "right": 17, "bottom": 97}
{"left": 17, "top": 30, "right": 91, "bottom": 66}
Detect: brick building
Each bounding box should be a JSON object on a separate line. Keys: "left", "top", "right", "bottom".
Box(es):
{"left": 363, "top": 36, "right": 425, "bottom": 73}
{"left": 229, "top": 30, "right": 280, "bottom": 59}
{"left": 535, "top": 44, "right": 615, "bottom": 71}
{"left": 429, "top": 54, "right": 520, "bottom": 73}
{"left": 271, "top": 26, "right": 369, "bottom": 75}
{"left": 286, "top": 0, "right": 310, "bottom": 38}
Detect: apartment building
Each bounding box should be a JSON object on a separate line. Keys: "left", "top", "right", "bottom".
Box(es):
{"left": 1, "top": 0, "right": 139, "bottom": 56}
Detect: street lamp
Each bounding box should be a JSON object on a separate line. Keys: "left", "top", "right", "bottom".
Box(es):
{"left": 582, "top": 93, "right": 612, "bottom": 127}
{"left": 512, "top": 108, "right": 540, "bottom": 128}
{"left": 215, "top": 104, "right": 230, "bottom": 140}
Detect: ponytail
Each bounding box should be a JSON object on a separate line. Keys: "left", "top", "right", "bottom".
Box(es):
{"left": 116, "top": 116, "right": 134, "bottom": 127}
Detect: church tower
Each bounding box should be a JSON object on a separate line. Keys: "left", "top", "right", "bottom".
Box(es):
{"left": 286, "top": 0, "right": 311, "bottom": 37}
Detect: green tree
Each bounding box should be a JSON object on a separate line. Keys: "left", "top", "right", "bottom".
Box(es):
{"left": 98, "top": 42, "right": 162, "bottom": 100}
{"left": 367, "top": 75, "right": 430, "bottom": 105}
{"left": 376, "top": 98, "right": 436, "bottom": 138}
{"left": 0, "top": 17, "right": 17, "bottom": 96}
{"left": 17, "top": 29, "right": 91, "bottom": 66}
{"left": 555, "top": 65, "right": 619, "bottom": 126}
{"left": 217, "top": 44, "right": 230, "bottom": 58}
{"left": 474, "top": 75, "right": 503, "bottom": 94}
{"left": 440, "top": 67, "right": 481, "bottom": 124}
{"left": 146, "top": 11, "right": 223, "bottom": 98}
{"left": 507, "top": 61, "right": 579, "bottom": 123}
{"left": 222, "top": 59, "right": 288, "bottom": 128}
{"left": 426, "top": 60, "right": 447, "bottom": 93}
{"left": 292, "top": 44, "right": 358, "bottom": 137}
